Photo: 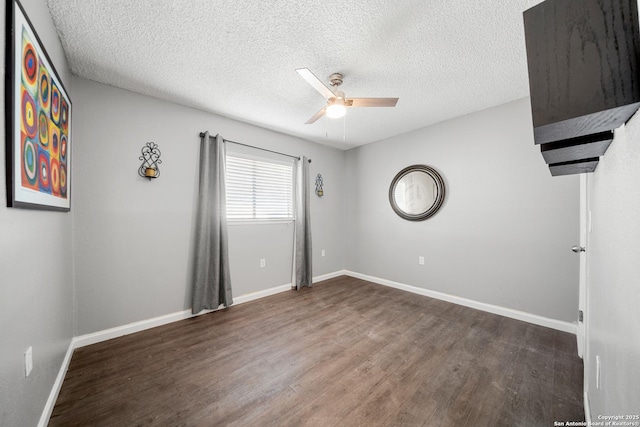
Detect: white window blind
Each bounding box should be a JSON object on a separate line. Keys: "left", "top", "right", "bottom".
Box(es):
{"left": 225, "top": 154, "right": 294, "bottom": 221}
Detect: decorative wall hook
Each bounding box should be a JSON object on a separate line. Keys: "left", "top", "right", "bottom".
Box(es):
{"left": 138, "top": 142, "right": 162, "bottom": 180}
{"left": 315, "top": 173, "right": 324, "bottom": 197}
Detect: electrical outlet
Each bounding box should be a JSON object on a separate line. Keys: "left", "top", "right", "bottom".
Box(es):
{"left": 419, "top": 256, "right": 425, "bottom": 265}
{"left": 25, "top": 346, "right": 33, "bottom": 377}
{"left": 260, "top": 259, "right": 266, "bottom": 268}
{"left": 321, "top": 250, "right": 325, "bottom": 257}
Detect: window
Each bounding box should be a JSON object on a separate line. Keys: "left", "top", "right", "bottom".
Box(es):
{"left": 225, "top": 153, "right": 294, "bottom": 221}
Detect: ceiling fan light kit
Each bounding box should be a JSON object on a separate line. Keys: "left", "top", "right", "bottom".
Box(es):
{"left": 296, "top": 68, "right": 398, "bottom": 124}
{"left": 326, "top": 97, "right": 346, "bottom": 119}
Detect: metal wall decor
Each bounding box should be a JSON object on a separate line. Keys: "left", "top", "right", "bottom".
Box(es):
{"left": 389, "top": 164, "right": 445, "bottom": 221}
{"left": 138, "top": 142, "right": 162, "bottom": 179}
{"left": 315, "top": 173, "right": 324, "bottom": 197}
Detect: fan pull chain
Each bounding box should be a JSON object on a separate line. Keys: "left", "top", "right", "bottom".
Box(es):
{"left": 343, "top": 113, "right": 346, "bottom": 143}
{"left": 325, "top": 114, "right": 328, "bottom": 139}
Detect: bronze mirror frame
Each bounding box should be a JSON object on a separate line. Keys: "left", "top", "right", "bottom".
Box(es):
{"left": 388, "top": 164, "right": 446, "bottom": 221}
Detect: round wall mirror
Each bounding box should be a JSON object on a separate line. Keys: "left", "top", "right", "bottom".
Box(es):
{"left": 389, "top": 165, "right": 445, "bottom": 221}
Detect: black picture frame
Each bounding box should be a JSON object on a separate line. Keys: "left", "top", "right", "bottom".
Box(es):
{"left": 5, "top": 0, "right": 72, "bottom": 211}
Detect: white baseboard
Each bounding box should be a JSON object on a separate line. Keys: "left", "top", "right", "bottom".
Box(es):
{"left": 73, "top": 308, "right": 199, "bottom": 349}
{"left": 313, "top": 270, "right": 347, "bottom": 283}
{"left": 40, "top": 270, "right": 345, "bottom": 424}
{"left": 38, "top": 339, "right": 75, "bottom": 427}
{"left": 344, "top": 271, "right": 577, "bottom": 334}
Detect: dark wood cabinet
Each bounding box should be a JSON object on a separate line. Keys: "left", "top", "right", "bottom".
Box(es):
{"left": 524, "top": 0, "right": 640, "bottom": 176}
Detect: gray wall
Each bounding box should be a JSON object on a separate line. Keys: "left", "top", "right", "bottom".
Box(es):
{"left": 345, "top": 98, "right": 580, "bottom": 322}
{"left": 71, "top": 77, "right": 345, "bottom": 335}
{"left": 585, "top": 112, "right": 640, "bottom": 417}
{"left": 0, "top": 0, "right": 74, "bottom": 426}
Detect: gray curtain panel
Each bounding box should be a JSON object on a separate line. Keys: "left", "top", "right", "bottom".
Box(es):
{"left": 294, "top": 156, "right": 313, "bottom": 290}
{"left": 191, "top": 132, "right": 233, "bottom": 314}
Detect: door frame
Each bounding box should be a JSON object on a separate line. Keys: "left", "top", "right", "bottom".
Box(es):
{"left": 577, "top": 174, "right": 588, "bottom": 358}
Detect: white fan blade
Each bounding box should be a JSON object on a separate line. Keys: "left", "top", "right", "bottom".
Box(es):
{"left": 305, "top": 107, "right": 327, "bottom": 124}
{"left": 296, "top": 68, "right": 335, "bottom": 99}
{"left": 348, "top": 98, "right": 399, "bottom": 107}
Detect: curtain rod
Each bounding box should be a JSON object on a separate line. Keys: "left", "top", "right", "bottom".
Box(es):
{"left": 199, "top": 132, "right": 311, "bottom": 163}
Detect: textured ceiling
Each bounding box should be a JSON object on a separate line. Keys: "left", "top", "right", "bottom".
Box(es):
{"left": 47, "top": 0, "right": 542, "bottom": 149}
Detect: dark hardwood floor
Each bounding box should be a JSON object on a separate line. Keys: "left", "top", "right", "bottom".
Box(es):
{"left": 49, "top": 276, "right": 584, "bottom": 426}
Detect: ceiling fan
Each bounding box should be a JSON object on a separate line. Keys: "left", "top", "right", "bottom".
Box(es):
{"left": 296, "top": 68, "right": 399, "bottom": 124}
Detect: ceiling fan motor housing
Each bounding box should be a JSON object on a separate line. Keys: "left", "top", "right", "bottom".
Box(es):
{"left": 331, "top": 90, "right": 345, "bottom": 101}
